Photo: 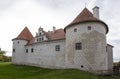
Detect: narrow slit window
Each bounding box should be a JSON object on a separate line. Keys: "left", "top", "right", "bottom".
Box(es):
{"left": 31, "top": 48, "right": 34, "bottom": 53}
{"left": 26, "top": 49, "right": 28, "bottom": 53}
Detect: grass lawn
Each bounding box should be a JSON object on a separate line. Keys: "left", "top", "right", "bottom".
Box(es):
{"left": 0, "top": 62, "right": 120, "bottom": 79}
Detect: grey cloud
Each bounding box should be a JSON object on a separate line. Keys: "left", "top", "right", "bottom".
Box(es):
{"left": 35, "top": 0, "right": 89, "bottom": 10}
{"left": 0, "top": 0, "right": 16, "bottom": 11}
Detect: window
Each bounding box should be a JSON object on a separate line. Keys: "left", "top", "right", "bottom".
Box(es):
{"left": 81, "top": 65, "right": 84, "bottom": 68}
{"left": 17, "top": 41, "right": 19, "bottom": 44}
{"left": 55, "top": 45, "right": 60, "bottom": 51}
{"left": 106, "top": 46, "right": 107, "bottom": 52}
{"left": 26, "top": 49, "right": 28, "bottom": 53}
{"left": 31, "top": 48, "right": 34, "bottom": 53}
{"left": 37, "top": 39, "right": 38, "bottom": 42}
{"left": 75, "top": 43, "right": 82, "bottom": 50}
{"left": 88, "top": 26, "right": 91, "bottom": 30}
{"left": 39, "top": 38, "right": 41, "bottom": 41}
{"left": 13, "top": 48, "right": 15, "bottom": 53}
{"left": 74, "top": 28, "right": 77, "bottom": 32}
{"left": 42, "top": 37, "right": 44, "bottom": 40}
{"left": 40, "top": 33, "right": 41, "bottom": 35}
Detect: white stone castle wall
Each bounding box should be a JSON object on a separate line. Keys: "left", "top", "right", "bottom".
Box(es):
{"left": 24, "top": 40, "right": 66, "bottom": 68}
{"left": 12, "top": 39, "right": 28, "bottom": 65}
{"left": 65, "top": 22, "right": 109, "bottom": 73}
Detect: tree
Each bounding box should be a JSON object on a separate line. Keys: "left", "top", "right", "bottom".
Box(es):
{"left": 0, "top": 51, "right": 5, "bottom": 61}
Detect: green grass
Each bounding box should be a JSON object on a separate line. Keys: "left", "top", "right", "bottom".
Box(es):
{"left": 0, "top": 62, "right": 119, "bottom": 79}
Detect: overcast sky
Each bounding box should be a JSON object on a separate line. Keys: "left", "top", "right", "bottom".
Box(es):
{"left": 0, "top": 0, "right": 120, "bottom": 62}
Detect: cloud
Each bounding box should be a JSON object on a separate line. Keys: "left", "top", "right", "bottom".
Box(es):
{"left": 0, "top": 0, "right": 16, "bottom": 11}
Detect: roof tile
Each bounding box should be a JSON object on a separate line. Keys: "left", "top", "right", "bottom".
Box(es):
{"left": 64, "top": 8, "right": 108, "bottom": 33}
{"left": 46, "top": 29, "right": 65, "bottom": 40}
{"left": 16, "top": 27, "right": 34, "bottom": 43}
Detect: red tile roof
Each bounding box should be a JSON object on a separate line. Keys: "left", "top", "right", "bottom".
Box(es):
{"left": 64, "top": 8, "right": 108, "bottom": 33}
{"left": 46, "top": 29, "right": 65, "bottom": 40}
{"left": 13, "top": 27, "right": 65, "bottom": 45}
{"left": 13, "top": 27, "right": 34, "bottom": 44}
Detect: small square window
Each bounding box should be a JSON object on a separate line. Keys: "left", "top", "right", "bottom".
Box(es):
{"left": 37, "top": 39, "right": 38, "bottom": 42}
{"left": 31, "top": 48, "right": 34, "bottom": 53}
{"left": 55, "top": 45, "right": 60, "bottom": 51}
{"left": 88, "top": 26, "right": 91, "bottom": 30}
{"left": 26, "top": 49, "right": 28, "bottom": 53}
{"left": 74, "top": 28, "right": 77, "bottom": 32}
{"left": 75, "top": 43, "right": 82, "bottom": 50}
{"left": 17, "top": 41, "right": 19, "bottom": 44}
{"left": 13, "top": 48, "right": 15, "bottom": 53}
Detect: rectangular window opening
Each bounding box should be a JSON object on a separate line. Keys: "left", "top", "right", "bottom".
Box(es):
{"left": 31, "top": 48, "right": 34, "bottom": 53}
{"left": 75, "top": 43, "right": 82, "bottom": 50}
{"left": 26, "top": 49, "right": 28, "bottom": 53}
{"left": 55, "top": 45, "right": 60, "bottom": 51}
{"left": 13, "top": 48, "right": 15, "bottom": 53}
{"left": 88, "top": 26, "right": 91, "bottom": 30}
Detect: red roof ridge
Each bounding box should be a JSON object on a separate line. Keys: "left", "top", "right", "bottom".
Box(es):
{"left": 71, "top": 8, "right": 97, "bottom": 24}
{"left": 15, "top": 27, "right": 34, "bottom": 43}
{"left": 46, "top": 28, "right": 65, "bottom": 40}
{"left": 64, "top": 7, "right": 108, "bottom": 33}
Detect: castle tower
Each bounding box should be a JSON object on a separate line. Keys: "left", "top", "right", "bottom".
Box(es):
{"left": 12, "top": 27, "right": 33, "bottom": 65}
{"left": 64, "top": 6, "right": 111, "bottom": 74}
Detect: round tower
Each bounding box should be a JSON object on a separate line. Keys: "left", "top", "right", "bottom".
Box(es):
{"left": 64, "top": 7, "right": 109, "bottom": 74}
{"left": 12, "top": 27, "right": 33, "bottom": 65}
{"left": 12, "top": 39, "right": 28, "bottom": 65}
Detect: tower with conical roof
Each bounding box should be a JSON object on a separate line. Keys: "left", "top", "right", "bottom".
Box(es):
{"left": 64, "top": 6, "right": 112, "bottom": 74}
{"left": 12, "top": 27, "right": 34, "bottom": 65}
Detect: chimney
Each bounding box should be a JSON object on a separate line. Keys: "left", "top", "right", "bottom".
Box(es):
{"left": 53, "top": 26, "right": 56, "bottom": 33}
{"left": 93, "top": 6, "right": 99, "bottom": 19}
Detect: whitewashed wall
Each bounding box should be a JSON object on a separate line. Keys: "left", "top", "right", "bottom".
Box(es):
{"left": 12, "top": 22, "right": 113, "bottom": 75}
{"left": 24, "top": 40, "right": 66, "bottom": 68}
{"left": 12, "top": 39, "right": 27, "bottom": 65}
{"left": 65, "top": 22, "right": 110, "bottom": 74}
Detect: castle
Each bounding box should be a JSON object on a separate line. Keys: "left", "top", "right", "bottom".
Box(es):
{"left": 12, "top": 6, "right": 113, "bottom": 75}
